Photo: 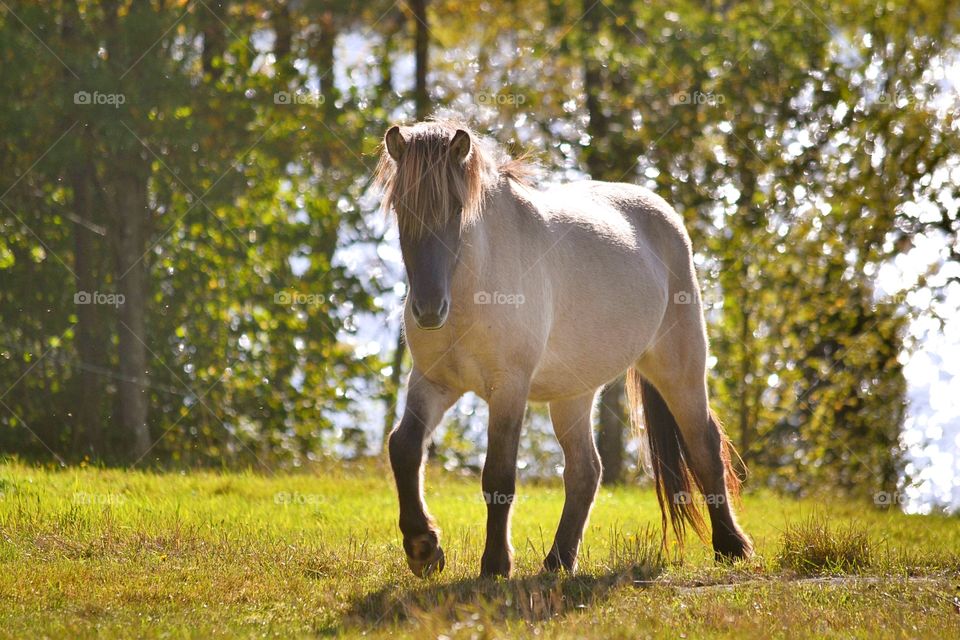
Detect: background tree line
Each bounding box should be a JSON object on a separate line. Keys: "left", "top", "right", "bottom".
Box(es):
{"left": 1, "top": 0, "right": 958, "bottom": 504}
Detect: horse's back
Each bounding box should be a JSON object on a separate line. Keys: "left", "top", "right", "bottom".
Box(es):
{"left": 540, "top": 180, "right": 689, "bottom": 248}
{"left": 534, "top": 179, "right": 693, "bottom": 287}
{"left": 520, "top": 180, "right": 694, "bottom": 399}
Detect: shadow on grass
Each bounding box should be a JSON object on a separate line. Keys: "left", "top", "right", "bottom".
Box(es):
{"left": 342, "top": 562, "right": 661, "bottom": 631}
{"left": 321, "top": 526, "right": 666, "bottom": 633}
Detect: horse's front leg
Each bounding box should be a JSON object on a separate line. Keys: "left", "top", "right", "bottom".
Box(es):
{"left": 480, "top": 381, "right": 529, "bottom": 578}
{"left": 388, "top": 369, "right": 458, "bottom": 578}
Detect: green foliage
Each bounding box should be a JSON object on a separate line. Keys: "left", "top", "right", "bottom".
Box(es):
{"left": 0, "top": 1, "right": 397, "bottom": 465}
{"left": 0, "top": 0, "right": 957, "bottom": 503}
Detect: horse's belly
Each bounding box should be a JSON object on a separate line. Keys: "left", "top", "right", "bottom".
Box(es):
{"left": 527, "top": 342, "right": 641, "bottom": 401}
{"left": 528, "top": 360, "right": 638, "bottom": 401}
{"left": 527, "top": 296, "right": 663, "bottom": 401}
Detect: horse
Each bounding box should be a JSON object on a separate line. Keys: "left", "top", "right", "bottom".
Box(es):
{"left": 374, "top": 119, "right": 752, "bottom": 579}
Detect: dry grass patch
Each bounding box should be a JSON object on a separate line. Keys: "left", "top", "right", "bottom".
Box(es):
{"left": 776, "top": 516, "right": 873, "bottom": 575}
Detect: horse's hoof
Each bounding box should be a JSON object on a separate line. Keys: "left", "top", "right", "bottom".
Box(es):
{"left": 407, "top": 545, "right": 445, "bottom": 578}
{"left": 712, "top": 531, "right": 753, "bottom": 563}
{"left": 542, "top": 550, "right": 577, "bottom": 574}
{"left": 405, "top": 533, "right": 445, "bottom": 578}
{"left": 480, "top": 551, "right": 513, "bottom": 578}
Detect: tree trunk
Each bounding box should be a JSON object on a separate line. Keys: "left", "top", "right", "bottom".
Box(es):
{"left": 307, "top": 7, "right": 336, "bottom": 164}
{"left": 71, "top": 160, "right": 106, "bottom": 457}
{"left": 200, "top": 0, "right": 227, "bottom": 80}
{"left": 111, "top": 170, "right": 152, "bottom": 460}
{"left": 63, "top": 0, "right": 105, "bottom": 458}
{"left": 317, "top": 10, "right": 337, "bottom": 120}
{"left": 738, "top": 302, "right": 751, "bottom": 462}
{"left": 412, "top": 0, "right": 429, "bottom": 119}
{"left": 581, "top": 0, "right": 608, "bottom": 180}
{"left": 272, "top": 1, "right": 294, "bottom": 79}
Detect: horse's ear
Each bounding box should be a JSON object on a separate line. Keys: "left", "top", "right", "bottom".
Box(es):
{"left": 449, "top": 129, "right": 471, "bottom": 163}
{"left": 384, "top": 126, "right": 406, "bottom": 161}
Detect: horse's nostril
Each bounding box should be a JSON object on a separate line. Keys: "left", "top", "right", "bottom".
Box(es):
{"left": 411, "top": 299, "right": 448, "bottom": 328}
{"left": 412, "top": 300, "right": 448, "bottom": 330}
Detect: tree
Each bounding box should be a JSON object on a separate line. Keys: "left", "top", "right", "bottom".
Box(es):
{"left": 0, "top": 0, "right": 956, "bottom": 498}
{"left": 0, "top": 0, "right": 397, "bottom": 464}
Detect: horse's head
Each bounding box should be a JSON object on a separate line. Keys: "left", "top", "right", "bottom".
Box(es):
{"left": 375, "top": 122, "right": 485, "bottom": 330}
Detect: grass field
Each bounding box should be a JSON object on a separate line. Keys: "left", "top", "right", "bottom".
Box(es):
{"left": 0, "top": 460, "right": 958, "bottom": 638}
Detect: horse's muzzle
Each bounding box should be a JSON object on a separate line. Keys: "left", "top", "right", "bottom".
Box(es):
{"left": 412, "top": 299, "right": 449, "bottom": 330}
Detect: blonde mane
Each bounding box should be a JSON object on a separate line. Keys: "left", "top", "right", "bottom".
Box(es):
{"left": 373, "top": 119, "right": 533, "bottom": 237}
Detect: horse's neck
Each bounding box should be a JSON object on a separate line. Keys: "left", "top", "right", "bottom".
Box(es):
{"left": 456, "top": 216, "right": 489, "bottom": 291}
{"left": 458, "top": 183, "right": 503, "bottom": 273}
{"left": 457, "top": 180, "right": 533, "bottom": 286}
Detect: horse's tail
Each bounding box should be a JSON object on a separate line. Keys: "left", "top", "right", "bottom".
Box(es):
{"left": 625, "top": 367, "right": 708, "bottom": 546}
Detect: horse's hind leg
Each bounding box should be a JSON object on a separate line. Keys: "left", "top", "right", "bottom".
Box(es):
{"left": 543, "top": 391, "right": 601, "bottom": 573}
{"left": 388, "top": 368, "right": 459, "bottom": 578}
{"left": 637, "top": 326, "right": 753, "bottom": 561}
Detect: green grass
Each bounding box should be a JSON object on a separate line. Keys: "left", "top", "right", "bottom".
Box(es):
{"left": 0, "top": 460, "right": 957, "bottom": 638}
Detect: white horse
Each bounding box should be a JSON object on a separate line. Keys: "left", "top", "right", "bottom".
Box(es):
{"left": 375, "top": 119, "right": 752, "bottom": 578}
